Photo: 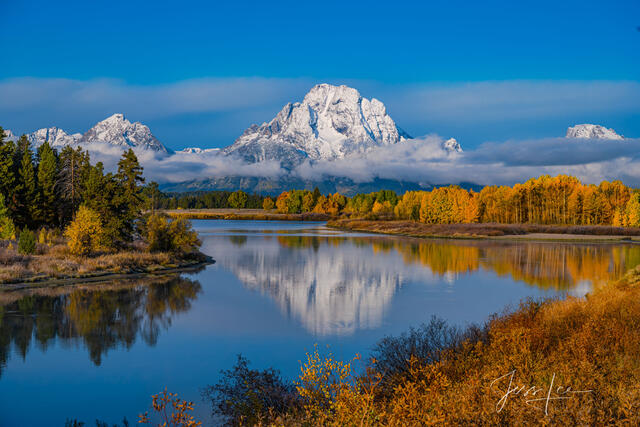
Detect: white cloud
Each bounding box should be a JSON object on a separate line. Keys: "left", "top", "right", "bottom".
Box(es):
{"left": 81, "top": 143, "right": 284, "bottom": 183}
{"left": 1, "top": 77, "right": 638, "bottom": 149}
{"left": 82, "top": 133, "right": 640, "bottom": 189}
{"left": 3, "top": 76, "right": 640, "bottom": 188}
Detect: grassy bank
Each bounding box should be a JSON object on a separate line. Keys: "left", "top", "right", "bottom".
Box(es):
{"left": 328, "top": 219, "right": 640, "bottom": 241}
{"left": 196, "top": 266, "right": 640, "bottom": 426}
{"left": 0, "top": 241, "right": 210, "bottom": 287}
{"left": 164, "top": 208, "right": 331, "bottom": 221}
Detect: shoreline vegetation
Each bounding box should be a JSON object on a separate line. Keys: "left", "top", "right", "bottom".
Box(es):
{"left": 160, "top": 174, "right": 640, "bottom": 242}
{"left": 83, "top": 264, "right": 640, "bottom": 426}
{"left": 165, "top": 208, "right": 331, "bottom": 221}
{"left": 0, "top": 129, "right": 206, "bottom": 292}
{"left": 328, "top": 219, "right": 640, "bottom": 241}
{"left": 0, "top": 247, "right": 212, "bottom": 290}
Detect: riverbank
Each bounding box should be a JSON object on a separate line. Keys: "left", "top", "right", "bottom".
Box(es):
{"left": 0, "top": 246, "right": 212, "bottom": 290}
{"left": 203, "top": 264, "right": 640, "bottom": 425}
{"left": 164, "top": 208, "right": 331, "bottom": 221}
{"left": 328, "top": 219, "right": 640, "bottom": 242}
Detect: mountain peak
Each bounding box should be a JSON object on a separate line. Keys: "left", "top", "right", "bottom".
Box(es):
{"left": 103, "top": 113, "right": 127, "bottom": 123}
{"left": 224, "top": 83, "right": 411, "bottom": 168}
{"left": 443, "top": 138, "right": 463, "bottom": 153}
{"left": 83, "top": 114, "right": 168, "bottom": 152}
{"left": 566, "top": 124, "right": 623, "bottom": 140}
{"left": 3, "top": 114, "right": 168, "bottom": 153}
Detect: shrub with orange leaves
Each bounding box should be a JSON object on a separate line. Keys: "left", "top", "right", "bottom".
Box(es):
{"left": 138, "top": 388, "right": 201, "bottom": 427}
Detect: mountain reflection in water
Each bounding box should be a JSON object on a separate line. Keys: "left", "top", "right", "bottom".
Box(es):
{"left": 209, "top": 234, "right": 640, "bottom": 336}
{"left": 0, "top": 276, "right": 201, "bottom": 378}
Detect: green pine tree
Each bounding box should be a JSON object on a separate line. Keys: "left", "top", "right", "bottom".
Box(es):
{"left": 0, "top": 126, "right": 16, "bottom": 213}
{"left": 14, "top": 136, "right": 38, "bottom": 228}
{"left": 142, "top": 181, "right": 162, "bottom": 214}
{"left": 59, "top": 146, "right": 90, "bottom": 224}
{"left": 115, "top": 149, "right": 145, "bottom": 242}
{"left": 36, "top": 141, "right": 59, "bottom": 226}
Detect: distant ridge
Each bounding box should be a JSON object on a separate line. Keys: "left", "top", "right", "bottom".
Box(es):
{"left": 4, "top": 113, "right": 169, "bottom": 153}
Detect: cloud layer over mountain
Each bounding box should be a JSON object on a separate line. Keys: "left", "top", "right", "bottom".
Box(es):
{"left": 73, "top": 133, "right": 640, "bottom": 188}
{"left": 3, "top": 79, "right": 640, "bottom": 188}
{"left": 1, "top": 77, "right": 638, "bottom": 149}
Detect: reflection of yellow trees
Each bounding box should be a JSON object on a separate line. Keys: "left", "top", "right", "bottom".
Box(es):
{"left": 482, "top": 245, "right": 608, "bottom": 289}
{"left": 0, "top": 276, "right": 202, "bottom": 373}
{"left": 378, "top": 241, "right": 481, "bottom": 276}
{"left": 274, "top": 236, "right": 640, "bottom": 291}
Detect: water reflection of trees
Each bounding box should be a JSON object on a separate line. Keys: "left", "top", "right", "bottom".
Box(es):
{"left": 216, "top": 234, "right": 640, "bottom": 336}
{"left": 0, "top": 276, "right": 201, "bottom": 378}
{"left": 274, "top": 235, "right": 640, "bottom": 290}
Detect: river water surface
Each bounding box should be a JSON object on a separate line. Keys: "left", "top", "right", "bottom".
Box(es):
{"left": 2, "top": 220, "right": 640, "bottom": 425}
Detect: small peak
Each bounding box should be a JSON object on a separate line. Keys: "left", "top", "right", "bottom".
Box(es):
{"left": 305, "top": 83, "right": 360, "bottom": 98}
{"left": 443, "top": 138, "right": 463, "bottom": 153}
{"left": 566, "top": 124, "right": 623, "bottom": 140}
{"left": 103, "top": 113, "right": 127, "bottom": 123}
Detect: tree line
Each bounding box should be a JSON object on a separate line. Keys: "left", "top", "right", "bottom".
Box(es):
{"left": 0, "top": 126, "right": 202, "bottom": 256}
{"left": 0, "top": 126, "right": 146, "bottom": 246}
{"left": 150, "top": 190, "right": 266, "bottom": 210}
{"left": 269, "top": 175, "right": 640, "bottom": 227}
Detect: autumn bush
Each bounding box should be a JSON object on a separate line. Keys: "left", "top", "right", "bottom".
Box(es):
{"left": 202, "top": 355, "right": 299, "bottom": 426}
{"left": 144, "top": 213, "right": 201, "bottom": 254}
{"left": 262, "top": 197, "right": 275, "bottom": 210}
{"left": 278, "top": 269, "right": 640, "bottom": 425}
{"left": 227, "top": 190, "right": 249, "bottom": 209}
{"left": 139, "top": 389, "right": 201, "bottom": 427}
{"left": 64, "top": 206, "right": 105, "bottom": 256}
{"left": 192, "top": 266, "right": 640, "bottom": 426}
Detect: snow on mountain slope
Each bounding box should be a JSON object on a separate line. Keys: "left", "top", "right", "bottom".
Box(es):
{"left": 566, "top": 124, "right": 624, "bottom": 140}
{"left": 223, "top": 84, "right": 412, "bottom": 168}
{"left": 26, "top": 127, "right": 82, "bottom": 147}
{"left": 177, "top": 147, "right": 220, "bottom": 154}
{"left": 3, "top": 114, "right": 168, "bottom": 153}
{"left": 443, "top": 138, "right": 462, "bottom": 153}
{"left": 82, "top": 114, "right": 168, "bottom": 152}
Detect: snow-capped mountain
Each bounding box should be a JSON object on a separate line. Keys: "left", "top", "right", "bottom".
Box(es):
{"left": 566, "top": 124, "right": 624, "bottom": 140}
{"left": 223, "top": 84, "right": 412, "bottom": 168}
{"left": 81, "top": 114, "right": 168, "bottom": 152}
{"left": 2, "top": 129, "right": 16, "bottom": 141}
{"left": 177, "top": 147, "right": 220, "bottom": 155}
{"left": 26, "top": 127, "right": 82, "bottom": 147}
{"left": 3, "top": 113, "right": 168, "bottom": 153}
{"left": 443, "top": 138, "right": 462, "bottom": 153}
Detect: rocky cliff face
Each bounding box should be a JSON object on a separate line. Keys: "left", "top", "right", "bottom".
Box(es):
{"left": 223, "top": 84, "right": 412, "bottom": 168}
{"left": 566, "top": 124, "right": 624, "bottom": 140}
{"left": 81, "top": 113, "right": 168, "bottom": 152}
{"left": 4, "top": 113, "right": 168, "bottom": 153}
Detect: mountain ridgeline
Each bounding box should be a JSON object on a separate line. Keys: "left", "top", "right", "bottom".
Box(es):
{"left": 2, "top": 84, "right": 629, "bottom": 195}
{"left": 4, "top": 113, "right": 169, "bottom": 153}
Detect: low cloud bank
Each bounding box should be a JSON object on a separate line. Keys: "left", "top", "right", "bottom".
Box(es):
{"left": 84, "top": 135, "right": 640, "bottom": 188}
{"left": 1, "top": 77, "right": 639, "bottom": 148}
{"left": 83, "top": 143, "right": 284, "bottom": 183}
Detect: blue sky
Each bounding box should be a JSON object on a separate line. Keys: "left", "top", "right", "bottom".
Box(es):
{"left": 1, "top": 0, "right": 639, "bottom": 150}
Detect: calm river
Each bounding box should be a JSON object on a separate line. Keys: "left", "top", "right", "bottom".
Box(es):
{"left": 2, "top": 220, "right": 640, "bottom": 425}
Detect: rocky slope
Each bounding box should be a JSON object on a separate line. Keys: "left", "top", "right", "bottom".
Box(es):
{"left": 223, "top": 84, "right": 413, "bottom": 168}
{"left": 3, "top": 113, "right": 168, "bottom": 153}
{"left": 81, "top": 113, "right": 168, "bottom": 152}
{"left": 566, "top": 124, "right": 624, "bottom": 140}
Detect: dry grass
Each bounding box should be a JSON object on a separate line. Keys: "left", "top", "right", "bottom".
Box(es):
{"left": 329, "top": 219, "right": 640, "bottom": 238}
{"left": 0, "top": 242, "right": 206, "bottom": 285}
{"left": 260, "top": 266, "right": 640, "bottom": 425}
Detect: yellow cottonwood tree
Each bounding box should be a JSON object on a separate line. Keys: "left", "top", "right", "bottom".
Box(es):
{"left": 64, "top": 205, "right": 105, "bottom": 255}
